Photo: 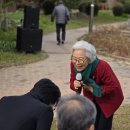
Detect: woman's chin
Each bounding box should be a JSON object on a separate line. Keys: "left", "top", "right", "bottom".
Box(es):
{"left": 76, "top": 68, "right": 84, "bottom": 72}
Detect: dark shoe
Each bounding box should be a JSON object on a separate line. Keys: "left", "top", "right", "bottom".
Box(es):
{"left": 57, "top": 42, "right": 60, "bottom": 45}
{"left": 62, "top": 41, "right": 64, "bottom": 44}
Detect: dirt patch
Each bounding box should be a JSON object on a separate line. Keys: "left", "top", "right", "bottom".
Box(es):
{"left": 83, "top": 23, "right": 130, "bottom": 58}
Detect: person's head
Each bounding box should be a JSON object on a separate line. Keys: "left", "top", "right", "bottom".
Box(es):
{"left": 58, "top": 0, "right": 63, "bottom": 4}
{"left": 56, "top": 94, "right": 97, "bottom": 130}
{"left": 71, "top": 40, "right": 97, "bottom": 71}
{"left": 30, "top": 78, "right": 61, "bottom": 107}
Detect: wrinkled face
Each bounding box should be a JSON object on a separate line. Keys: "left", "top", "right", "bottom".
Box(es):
{"left": 71, "top": 49, "right": 90, "bottom": 71}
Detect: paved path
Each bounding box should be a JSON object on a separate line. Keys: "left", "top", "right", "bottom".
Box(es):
{"left": 0, "top": 26, "right": 130, "bottom": 105}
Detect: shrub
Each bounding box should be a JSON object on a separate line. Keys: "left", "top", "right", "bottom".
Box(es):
{"left": 124, "top": 2, "right": 130, "bottom": 14}
{"left": 42, "top": 1, "right": 55, "bottom": 15}
{"left": 78, "top": 3, "right": 87, "bottom": 13}
{"left": 85, "top": 3, "right": 99, "bottom": 16}
{"left": 112, "top": 4, "right": 124, "bottom": 16}
{"left": 99, "top": 0, "right": 107, "bottom": 2}
{"left": 0, "top": 29, "right": 16, "bottom": 52}
{"left": 82, "top": 25, "right": 130, "bottom": 58}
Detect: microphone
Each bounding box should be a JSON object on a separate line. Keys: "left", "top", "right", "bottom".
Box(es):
{"left": 76, "top": 73, "right": 82, "bottom": 94}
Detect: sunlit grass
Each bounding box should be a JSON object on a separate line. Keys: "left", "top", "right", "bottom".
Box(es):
{"left": 94, "top": 10, "right": 129, "bottom": 25}
{"left": 0, "top": 51, "right": 48, "bottom": 68}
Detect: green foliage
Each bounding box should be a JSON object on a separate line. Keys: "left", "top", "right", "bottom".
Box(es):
{"left": 0, "top": 0, "right": 18, "bottom": 31}
{"left": 42, "top": 0, "right": 55, "bottom": 15}
{"left": 97, "top": 0, "right": 107, "bottom": 2}
{"left": 78, "top": 2, "right": 99, "bottom": 16}
{"left": 0, "top": 40, "right": 16, "bottom": 52}
{"left": 0, "top": 28, "right": 16, "bottom": 52}
{"left": 124, "top": 2, "right": 130, "bottom": 14}
{"left": 112, "top": 5, "right": 124, "bottom": 16}
{"left": 85, "top": 3, "right": 99, "bottom": 16}
{"left": 64, "top": 0, "right": 81, "bottom": 9}
{"left": 64, "top": 0, "right": 100, "bottom": 9}
{"left": 93, "top": 10, "right": 129, "bottom": 24}
{"left": 78, "top": 3, "right": 87, "bottom": 13}
{"left": 1, "top": 0, "right": 17, "bottom": 8}
{"left": 119, "top": 0, "right": 126, "bottom": 4}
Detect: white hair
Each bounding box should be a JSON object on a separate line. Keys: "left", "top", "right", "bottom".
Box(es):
{"left": 72, "top": 40, "right": 97, "bottom": 63}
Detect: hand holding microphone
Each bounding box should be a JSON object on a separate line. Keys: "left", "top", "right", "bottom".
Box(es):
{"left": 75, "top": 73, "right": 82, "bottom": 94}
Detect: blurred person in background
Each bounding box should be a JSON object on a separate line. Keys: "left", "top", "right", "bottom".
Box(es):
{"left": 51, "top": 0, "right": 70, "bottom": 45}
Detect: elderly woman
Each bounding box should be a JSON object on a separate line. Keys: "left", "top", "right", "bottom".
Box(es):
{"left": 70, "top": 40, "right": 124, "bottom": 130}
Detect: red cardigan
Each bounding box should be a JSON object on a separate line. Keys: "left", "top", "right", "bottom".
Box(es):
{"left": 70, "top": 59, "right": 124, "bottom": 118}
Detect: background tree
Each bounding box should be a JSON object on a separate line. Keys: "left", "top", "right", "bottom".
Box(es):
{"left": 0, "top": 0, "right": 3, "bottom": 30}
{"left": 63, "top": 0, "right": 81, "bottom": 9}
{"left": 0, "top": 0, "right": 17, "bottom": 31}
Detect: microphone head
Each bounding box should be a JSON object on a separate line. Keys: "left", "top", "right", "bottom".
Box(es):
{"left": 76, "top": 73, "right": 82, "bottom": 81}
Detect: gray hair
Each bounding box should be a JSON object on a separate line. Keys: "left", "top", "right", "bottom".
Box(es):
{"left": 56, "top": 94, "right": 96, "bottom": 130}
{"left": 72, "top": 40, "right": 97, "bottom": 63}
{"left": 58, "top": 0, "right": 63, "bottom": 4}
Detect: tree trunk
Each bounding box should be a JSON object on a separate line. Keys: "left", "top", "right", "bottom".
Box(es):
{"left": 0, "top": 18, "right": 2, "bottom": 30}
{"left": 3, "top": 8, "right": 8, "bottom": 31}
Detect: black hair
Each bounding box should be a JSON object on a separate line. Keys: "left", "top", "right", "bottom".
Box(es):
{"left": 30, "top": 78, "right": 61, "bottom": 105}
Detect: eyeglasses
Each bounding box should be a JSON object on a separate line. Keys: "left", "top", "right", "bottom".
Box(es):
{"left": 71, "top": 56, "right": 89, "bottom": 64}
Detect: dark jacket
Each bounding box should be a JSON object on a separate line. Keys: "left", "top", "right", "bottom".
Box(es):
{"left": 70, "top": 59, "right": 124, "bottom": 118}
{"left": 51, "top": 3, "right": 70, "bottom": 24}
{"left": 0, "top": 93, "right": 53, "bottom": 130}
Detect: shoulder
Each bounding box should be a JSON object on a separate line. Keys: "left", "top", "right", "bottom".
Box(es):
{"left": 0, "top": 96, "right": 15, "bottom": 102}
{"left": 96, "top": 59, "right": 113, "bottom": 73}
{"left": 71, "top": 62, "right": 74, "bottom": 69}
{"left": 0, "top": 96, "right": 8, "bottom": 100}
{"left": 27, "top": 95, "right": 53, "bottom": 115}
{"left": 98, "top": 59, "right": 111, "bottom": 68}
{"left": 28, "top": 97, "right": 53, "bottom": 116}
{"left": 0, "top": 96, "right": 8, "bottom": 103}
{"left": 38, "top": 105, "right": 53, "bottom": 119}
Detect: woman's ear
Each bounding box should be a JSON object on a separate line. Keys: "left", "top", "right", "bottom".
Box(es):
{"left": 87, "top": 57, "right": 91, "bottom": 63}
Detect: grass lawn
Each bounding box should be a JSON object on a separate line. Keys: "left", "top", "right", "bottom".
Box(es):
{"left": 93, "top": 10, "right": 129, "bottom": 25}
{"left": 0, "top": 51, "right": 48, "bottom": 68}
{"left": 113, "top": 105, "right": 130, "bottom": 130}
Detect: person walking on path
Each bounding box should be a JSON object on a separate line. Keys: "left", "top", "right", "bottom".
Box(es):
{"left": 70, "top": 40, "right": 124, "bottom": 130}
{"left": 51, "top": 0, "right": 70, "bottom": 45}
{"left": 0, "top": 78, "right": 61, "bottom": 130}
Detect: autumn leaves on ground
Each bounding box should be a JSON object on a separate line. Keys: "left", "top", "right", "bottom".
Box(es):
{"left": 84, "top": 24, "right": 130, "bottom": 59}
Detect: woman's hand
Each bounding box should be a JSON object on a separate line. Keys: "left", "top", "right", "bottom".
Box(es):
{"left": 74, "top": 80, "right": 82, "bottom": 90}
{"left": 82, "top": 83, "right": 93, "bottom": 93}
{"left": 74, "top": 80, "right": 93, "bottom": 93}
